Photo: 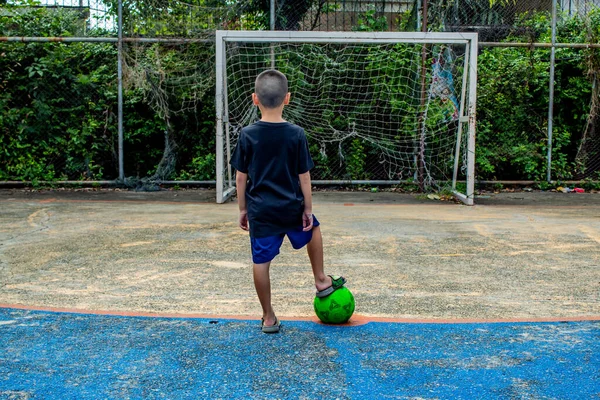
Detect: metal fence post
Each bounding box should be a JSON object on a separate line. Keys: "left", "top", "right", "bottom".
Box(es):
{"left": 547, "top": 0, "right": 557, "bottom": 183}
{"left": 270, "top": 0, "right": 275, "bottom": 68}
{"left": 117, "top": 0, "right": 124, "bottom": 181}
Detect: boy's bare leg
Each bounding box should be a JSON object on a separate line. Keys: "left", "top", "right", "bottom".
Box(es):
{"left": 253, "top": 262, "right": 277, "bottom": 326}
{"left": 307, "top": 226, "right": 333, "bottom": 291}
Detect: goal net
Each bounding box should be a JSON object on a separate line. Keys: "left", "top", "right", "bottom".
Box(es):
{"left": 216, "top": 31, "right": 477, "bottom": 205}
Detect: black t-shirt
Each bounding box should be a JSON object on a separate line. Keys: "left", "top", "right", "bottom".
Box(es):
{"left": 230, "top": 121, "right": 314, "bottom": 238}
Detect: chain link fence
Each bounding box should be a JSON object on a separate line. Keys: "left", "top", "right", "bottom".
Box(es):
{"left": 430, "top": 0, "right": 600, "bottom": 181}
{"left": 0, "top": 41, "right": 119, "bottom": 180}
{"left": 1, "top": 0, "right": 600, "bottom": 186}
{"left": 282, "top": 0, "right": 415, "bottom": 31}
{"left": 1, "top": 0, "right": 113, "bottom": 34}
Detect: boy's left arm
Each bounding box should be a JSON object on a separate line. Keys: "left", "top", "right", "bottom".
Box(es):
{"left": 236, "top": 171, "right": 249, "bottom": 231}
{"left": 299, "top": 171, "right": 313, "bottom": 231}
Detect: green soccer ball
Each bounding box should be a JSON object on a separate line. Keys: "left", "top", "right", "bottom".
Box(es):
{"left": 313, "top": 286, "right": 355, "bottom": 324}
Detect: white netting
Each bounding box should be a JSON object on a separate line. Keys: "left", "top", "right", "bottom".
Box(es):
{"left": 223, "top": 40, "right": 470, "bottom": 192}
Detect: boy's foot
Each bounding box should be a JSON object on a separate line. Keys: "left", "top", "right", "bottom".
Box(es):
{"left": 261, "top": 317, "right": 281, "bottom": 334}
{"left": 315, "top": 275, "right": 347, "bottom": 298}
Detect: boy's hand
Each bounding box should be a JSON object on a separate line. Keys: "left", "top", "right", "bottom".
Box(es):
{"left": 302, "top": 211, "right": 313, "bottom": 231}
{"left": 239, "top": 211, "right": 249, "bottom": 231}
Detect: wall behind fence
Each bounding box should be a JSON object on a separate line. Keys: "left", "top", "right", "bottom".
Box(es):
{"left": 1, "top": 0, "right": 599, "bottom": 186}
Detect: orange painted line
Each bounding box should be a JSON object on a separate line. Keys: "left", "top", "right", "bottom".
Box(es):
{"left": 1, "top": 303, "right": 599, "bottom": 324}
{"left": 0, "top": 303, "right": 259, "bottom": 320}
{"left": 351, "top": 315, "right": 600, "bottom": 324}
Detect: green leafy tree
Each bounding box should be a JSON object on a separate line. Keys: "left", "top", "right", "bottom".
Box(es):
{"left": 0, "top": 1, "right": 120, "bottom": 180}
{"left": 476, "top": 11, "right": 594, "bottom": 180}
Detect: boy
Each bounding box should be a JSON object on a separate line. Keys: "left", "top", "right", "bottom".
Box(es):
{"left": 230, "top": 70, "right": 346, "bottom": 333}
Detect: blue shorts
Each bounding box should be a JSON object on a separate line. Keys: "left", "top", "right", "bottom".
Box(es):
{"left": 250, "top": 215, "right": 320, "bottom": 264}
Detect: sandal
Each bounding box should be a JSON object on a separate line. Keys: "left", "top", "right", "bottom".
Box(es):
{"left": 261, "top": 317, "right": 281, "bottom": 334}
{"left": 315, "top": 275, "right": 347, "bottom": 298}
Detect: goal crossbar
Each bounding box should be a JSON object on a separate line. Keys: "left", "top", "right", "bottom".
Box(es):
{"left": 217, "top": 31, "right": 477, "bottom": 44}
{"left": 215, "top": 30, "right": 478, "bottom": 205}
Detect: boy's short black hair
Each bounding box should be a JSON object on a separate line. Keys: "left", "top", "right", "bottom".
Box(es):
{"left": 255, "top": 69, "right": 288, "bottom": 109}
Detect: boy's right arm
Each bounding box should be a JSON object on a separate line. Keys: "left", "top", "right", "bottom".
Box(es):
{"left": 236, "top": 171, "right": 249, "bottom": 231}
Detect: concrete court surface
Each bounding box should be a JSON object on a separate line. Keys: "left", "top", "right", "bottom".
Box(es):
{"left": 0, "top": 189, "right": 599, "bottom": 319}
{"left": 0, "top": 189, "right": 599, "bottom": 398}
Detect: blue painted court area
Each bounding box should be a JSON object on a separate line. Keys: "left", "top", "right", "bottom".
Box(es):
{"left": 0, "top": 308, "right": 598, "bottom": 399}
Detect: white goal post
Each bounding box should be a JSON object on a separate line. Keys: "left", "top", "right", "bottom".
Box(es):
{"left": 215, "top": 30, "right": 478, "bottom": 205}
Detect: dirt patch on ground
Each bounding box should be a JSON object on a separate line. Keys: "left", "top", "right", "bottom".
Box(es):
{"left": 1, "top": 189, "right": 599, "bottom": 320}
